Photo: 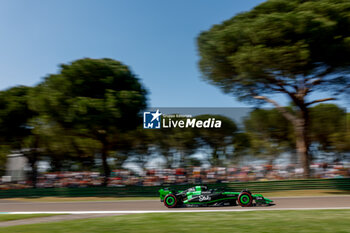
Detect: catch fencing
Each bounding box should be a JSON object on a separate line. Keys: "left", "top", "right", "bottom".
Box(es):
{"left": 0, "top": 178, "right": 349, "bottom": 198}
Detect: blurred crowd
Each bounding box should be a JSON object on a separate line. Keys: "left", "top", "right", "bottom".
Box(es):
{"left": 0, "top": 163, "right": 350, "bottom": 189}
{"left": 1, "top": 162, "right": 349, "bottom": 189}
{"left": 130, "top": 162, "right": 350, "bottom": 186}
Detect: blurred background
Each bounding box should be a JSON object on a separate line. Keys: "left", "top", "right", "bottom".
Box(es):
{"left": 0, "top": 0, "right": 349, "bottom": 196}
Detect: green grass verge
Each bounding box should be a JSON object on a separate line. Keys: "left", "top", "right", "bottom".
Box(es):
{"left": 0, "top": 214, "right": 60, "bottom": 222}
{"left": 0, "top": 210, "right": 349, "bottom": 233}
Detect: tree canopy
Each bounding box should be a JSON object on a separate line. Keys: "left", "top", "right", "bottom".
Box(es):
{"left": 30, "top": 58, "right": 148, "bottom": 185}
{"left": 197, "top": 0, "right": 350, "bottom": 177}
{"left": 198, "top": 0, "right": 350, "bottom": 101}
{"left": 244, "top": 108, "right": 295, "bottom": 160}
{"left": 309, "top": 104, "right": 347, "bottom": 151}
{"left": 0, "top": 86, "right": 34, "bottom": 148}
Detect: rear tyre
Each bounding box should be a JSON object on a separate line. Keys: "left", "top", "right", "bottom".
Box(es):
{"left": 238, "top": 192, "right": 253, "bottom": 207}
{"left": 164, "top": 194, "right": 177, "bottom": 208}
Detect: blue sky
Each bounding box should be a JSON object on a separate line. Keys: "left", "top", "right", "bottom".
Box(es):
{"left": 0, "top": 0, "right": 348, "bottom": 109}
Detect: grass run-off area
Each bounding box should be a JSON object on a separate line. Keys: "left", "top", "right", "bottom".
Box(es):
{"left": 2, "top": 189, "right": 350, "bottom": 202}
{"left": 0, "top": 210, "right": 349, "bottom": 233}
{"left": 0, "top": 214, "right": 60, "bottom": 222}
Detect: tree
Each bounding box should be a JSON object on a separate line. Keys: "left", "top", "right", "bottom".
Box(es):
{"left": 244, "top": 104, "right": 347, "bottom": 163}
{"left": 31, "top": 118, "right": 100, "bottom": 172}
{"left": 0, "top": 86, "right": 43, "bottom": 187}
{"left": 197, "top": 0, "right": 350, "bottom": 177}
{"left": 244, "top": 108, "right": 295, "bottom": 162}
{"left": 141, "top": 116, "right": 200, "bottom": 168}
{"left": 0, "top": 86, "right": 34, "bottom": 148}
{"left": 309, "top": 105, "right": 349, "bottom": 160}
{"left": 161, "top": 124, "right": 198, "bottom": 168}
{"left": 0, "top": 145, "right": 10, "bottom": 176}
{"left": 309, "top": 104, "right": 347, "bottom": 151}
{"left": 114, "top": 127, "right": 155, "bottom": 170}
{"left": 194, "top": 114, "right": 238, "bottom": 166}
{"left": 30, "top": 58, "right": 147, "bottom": 185}
{"left": 329, "top": 113, "right": 350, "bottom": 157}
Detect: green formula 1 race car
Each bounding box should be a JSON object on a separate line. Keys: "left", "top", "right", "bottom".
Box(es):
{"left": 159, "top": 186, "right": 273, "bottom": 208}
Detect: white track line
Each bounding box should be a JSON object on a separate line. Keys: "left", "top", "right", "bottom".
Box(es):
{"left": 2, "top": 207, "right": 350, "bottom": 214}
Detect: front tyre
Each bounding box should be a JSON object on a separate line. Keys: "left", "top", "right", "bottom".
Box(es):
{"left": 164, "top": 194, "right": 177, "bottom": 208}
{"left": 238, "top": 192, "right": 253, "bottom": 207}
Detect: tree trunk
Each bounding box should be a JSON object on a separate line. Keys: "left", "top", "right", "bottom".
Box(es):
{"left": 295, "top": 116, "right": 311, "bottom": 178}
{"left": 179, "top": 150, "right": 185, "bottom": 168}
{"left": 101, "top": 143, "right": 110, "bottom": 187}
{"left": 165, "top": 152, "right": 173, "bottom": 169}
{"left": 27, "top": 135, "right": 40, "bottom": 188}
{"left": 253, "top": 94, "right": 316, "bottom": 178}
{"left": 212, "top": 147, "right": 218, "bottom": 166}
{"left": 28, "top": 152, "right": 38, "bottom": 188}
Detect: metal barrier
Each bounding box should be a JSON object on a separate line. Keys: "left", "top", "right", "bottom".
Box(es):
{"left": 0, "top": 178, "right": 349, "bottom": 198}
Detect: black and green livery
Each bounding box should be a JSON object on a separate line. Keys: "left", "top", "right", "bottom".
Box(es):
{"left": 159, "top": 186, "right": 273, "bottom": 208}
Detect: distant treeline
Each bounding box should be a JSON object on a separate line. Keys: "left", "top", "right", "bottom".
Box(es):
{"left": 0, "top": 58, "right": 349, "bottom": 187}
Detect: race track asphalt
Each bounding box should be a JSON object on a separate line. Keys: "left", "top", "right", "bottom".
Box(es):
{"left": 0, "top": 196, "right": 350, "bottom": 212}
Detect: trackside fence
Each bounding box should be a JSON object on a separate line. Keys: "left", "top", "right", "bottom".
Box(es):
{"left": 0, "top": 178, "right": 349, "bottom": 198}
